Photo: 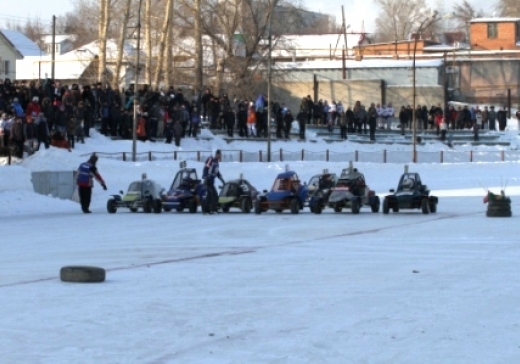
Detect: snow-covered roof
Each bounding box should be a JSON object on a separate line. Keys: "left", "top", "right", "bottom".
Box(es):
{"left": 423, "top": 43, "right": 470, "bottom": 51}
{"left": 0, "top": 29, "right": 45, "bottom": 57}
{"left": 271, "top": 34, "right": 367, "bottom": 58}
{"left": 16, "top": 55, "right": 92, "bottom": 81}
{"left": 63, "top": 39, "right": 142, "bottom": 60}
{"left": 275, "top": 59, "right": 443, "bottom": 70}
{"left": 41, "top": 34, "right": 77, "bottom": 44}
{"left": 469, "top": 17, "right": 520, "bottom": 23}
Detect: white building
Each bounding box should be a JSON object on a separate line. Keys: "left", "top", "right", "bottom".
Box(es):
{"left": 0, "top": 29, "right": 44, "bottom": 80}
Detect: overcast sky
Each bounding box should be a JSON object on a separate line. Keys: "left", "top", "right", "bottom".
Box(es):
{"left": 0, "top": 0, "right": 496, "bottom": 33}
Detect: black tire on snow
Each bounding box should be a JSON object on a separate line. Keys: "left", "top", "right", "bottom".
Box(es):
{"left": 222, "top": 205, "right": 230, "bottom": 213}
{"left": 175, "top": 204, "right": 184, "bottom": 212}
{"left": 351, "top": 199, "right": 360, "bottom": 214}
{"left": 334, "top": 205, "right": 342, "bottom": 213}
{"left": 382, "top": 198, "right": 389, "bottom": 214}
{"left": 107, "top": 199, "right": 117, "bottom": 214}
{"left": 371, "top": 197, "right": 380, "bottom": 213}
{"left": 241, "top": 198, "right": 252, "bottom": 214}
{"left": 163, "top": 206, "right": 172, "bottom": 212}
{"left": 60, "top": 266, "right": 106, "bottom": 283}
{"left": 254, "top": 200, "right": 262, "bottom": 214}
{"left": 486, "top": 208, "right": 512, "bottom": 217}
{"left": 290, "top": 198, "right": 299, "bottom": 214}
{"left": 188, "top": 199, "right": 198, "bottom": 213}
{"left": 153, "top": 199, "right": 162, "bottom": 213}
{"left": 144, "top": 199, "right": 153, "bottom": 213}
{"left": 130, "top": 207, "right": 138, "bottom": 213}
{"left": 421, "top": 198, "right": 430, "bottom": 214}
{"left": 429, "top": 200, "right": 437, "bottom": 213}
{"left": 275, "top": 209, "right": 283, "bottom": 213}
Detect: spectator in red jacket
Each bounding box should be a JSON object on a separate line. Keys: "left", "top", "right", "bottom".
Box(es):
{"left": 26, "top": 96, "right": 41, "bottom": 119}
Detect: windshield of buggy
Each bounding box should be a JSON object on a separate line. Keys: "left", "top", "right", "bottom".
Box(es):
{"left": 171, "top": 170, "right": 197, "bottom": 190}
{"left": 127, "top": 181, "right": 141, "bottom": 193}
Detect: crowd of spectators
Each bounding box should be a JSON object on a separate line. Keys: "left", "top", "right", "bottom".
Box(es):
{"left": 1, "top": 77, "right": 518, "bottom": 159}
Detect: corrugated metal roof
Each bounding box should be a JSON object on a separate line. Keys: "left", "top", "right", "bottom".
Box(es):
{"left": 0, "top": 29, "right": 45, "bottom": 57}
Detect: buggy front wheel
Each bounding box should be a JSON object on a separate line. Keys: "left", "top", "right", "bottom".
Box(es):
{"left": 107, "top": 199, "right": 117, "bottom": 214}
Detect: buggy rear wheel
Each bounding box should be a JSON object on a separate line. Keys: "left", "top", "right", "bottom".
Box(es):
{"left": 429, "top": 200, "right": 437, "bottom": 213}
{"left": 144, "top": 199, "right": 153, "bottom": 213}
{"left": 254, "top": 200, "right": 262, "bottom": 214}
{"left": 153, "top": 199, "right": 162, "bottom": 213}
{"left": 351, "top": 199, "right": 360, "bottom": 214}
{"left": 241, "top": 198, "right": 252, "bottom": 214}
{"left": 333, "top": 205, "right": 342, "bottom": 213}
{"left": 130, "top": 207, "right": 138, "bottom": 213}
{"left": 371, "top": 196, "right": 380, "bottom": 213}
{"left": 188, "top": 198, "right": 197, "bottom": 213}
{"left": 290, "top": 198, "right": 299, "bottom": 214}
{"left": 107, "top": 199, "right": 117, "bottom": 214}
{"left": 313, "top": 198, "right": 323, "bottom": 214}
{"left": 222, "top": 205, "right": 230, "bottom": 213}
{"left": 421, "top": 198, "right": 430, "bottom": 214}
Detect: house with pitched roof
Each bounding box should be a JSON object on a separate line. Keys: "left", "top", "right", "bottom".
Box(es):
{"left": 0, "top": 29, "right": 45, "bottom": 80}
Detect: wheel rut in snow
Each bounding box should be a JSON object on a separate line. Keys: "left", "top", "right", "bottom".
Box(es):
{"left": 0, "top": 210, "right": 483, "bottom": 288}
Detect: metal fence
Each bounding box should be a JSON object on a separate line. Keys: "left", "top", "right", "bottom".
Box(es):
{"left": 84, "top": 149, "right": 520, "bottom": 164}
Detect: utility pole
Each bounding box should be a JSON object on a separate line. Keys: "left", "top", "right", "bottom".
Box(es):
{"left": 51, "top": 15, "right": 56, "bottom": 80}
{"left": 132, "top": 0, "right": 143, "bottom": 162}
{"left": 267, "top": 2, "right": 273, "bottom": 163}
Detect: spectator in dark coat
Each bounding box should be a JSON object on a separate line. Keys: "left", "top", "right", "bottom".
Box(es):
{"left": 497, "top": 107, "right": 507, "bottom": 131}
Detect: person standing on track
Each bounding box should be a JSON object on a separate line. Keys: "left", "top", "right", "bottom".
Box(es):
{"left": 76, "top": 153, "right": 107, "bottom": 213}
{"left": 202, "top": 149, "right": 225, "bottom": 214}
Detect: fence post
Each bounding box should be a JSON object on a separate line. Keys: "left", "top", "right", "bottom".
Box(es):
{"left": 197, "top": 151, "right": 200, "bottom": 162}
{"left": 355, "top": 150, "right": 358, "bottom": 162}
{"left": 240, "top": 150, "right": 243, "bottom": 163}
{"left": 148, "top": 151, "right": 152, "bottom": 161}
{"left": 123, "top": 152, "right": 126, "bottom": 162}
{"left": 326, "top": 149, "right": 329, "bottom": 162}
{"left": 174, "top": 151, "right": 177, "bottom": 160}
{"left": 301, "top": 149, "right": 304, "bottom": 161}
{"left": 501, "top": 150, "right": 504, "bottom": 162}
{"left": 440, "top": 150, "right": 443, "bottom": 164}
{"left": 259, "top": 150, "right": 262, "bottom": 162}
{"left": 383, "top": 150, "right": 387, "bottom": 163}
{"left": 470, "top": 150, "right": 473, "bottom": 162}
{"left": 280, "top": 148, "right": 283, "bottom": 162}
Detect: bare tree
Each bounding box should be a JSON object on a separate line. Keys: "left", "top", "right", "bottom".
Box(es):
{"left": 98, "top": 0, "right": 112, "bottom": 83}
{"left": 113, "top": 0, "right": 133, "bottom": 88}
{"left": 153, "top": 0, "right": 175, "bottom": 87}
{"left": 144, "top": 0, "right": 153, "bottom": 85}
{"left": 497, "top": 0, "right": 520, "bottom": 17}
{"left": 452, "top": 0, "right": 483, "bottom": 36}
{"left": 373, "top": 0, "right": 438, "bottom": 42}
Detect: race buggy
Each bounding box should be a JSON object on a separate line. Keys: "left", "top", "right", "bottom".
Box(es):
{"left": 327, "top": 162, "right": 380, "bottom": 214}
{"left": 107, "top": 174, "right": 164, "bottom": 213}
{"left": 382, "top": 165, "right": 438, "bottom": 214}
{"left": 218, "top": 175, "right": 258, "bottom": 213}
{"left": 161, "top": 162, "right": 207, "bottom": 213}
{"left": 254, "top": 168, "right": 309, "bottom": 214}
{"left": 307, "top": 170, "right": 338, "bottom": 214}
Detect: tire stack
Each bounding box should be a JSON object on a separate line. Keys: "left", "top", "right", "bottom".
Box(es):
{"left": 486, "top": 196, "right": 512, "bottom": 218}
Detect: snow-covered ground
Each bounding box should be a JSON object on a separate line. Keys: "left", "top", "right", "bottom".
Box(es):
{"left": 1, "top": 126, "right": 519, "bottom": 363}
